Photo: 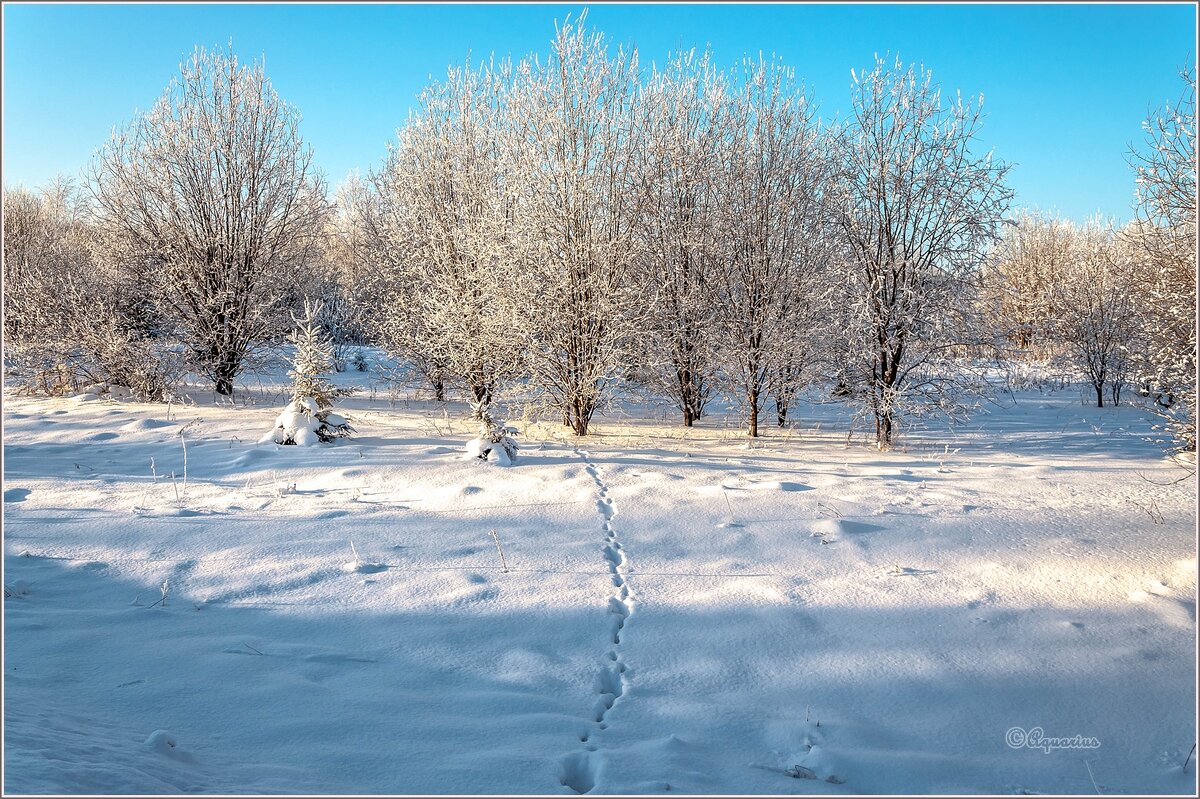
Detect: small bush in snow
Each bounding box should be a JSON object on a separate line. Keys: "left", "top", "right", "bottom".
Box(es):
{"left": 465, "top": 403, "right": 519, "bottom": 466}
{"left": 261, "top": 396, "right": 352, "bottom": 446}
{"left": 259, "top": 300, "right": 354, "bottom": 446}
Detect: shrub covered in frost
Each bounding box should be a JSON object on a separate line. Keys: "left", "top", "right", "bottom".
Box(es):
{"left": 465, "top": 405, "right": 519, "bottom": 466}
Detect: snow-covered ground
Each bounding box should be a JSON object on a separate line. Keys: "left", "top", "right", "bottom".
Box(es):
{"left": 3, "top": 358, "right": 1197, "bottom": 795}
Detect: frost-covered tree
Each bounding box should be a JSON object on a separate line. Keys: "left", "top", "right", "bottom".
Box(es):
{"left": 711, "top": 56, "right": 837, "bottom": 437}
{"left": 330, "top": 173, "right": 449, "bottom": 392}
{"left": 3, "top": 183, "right": 94, "bottom": 391}
{"left": 983, "top": 211, "right": 1077, "bottom": 354}
{"left": 1126, "top": 66, "right": 1197, "bottom": 451}
{"left": 367, "top": 58, "right": 523, "bottom": 413}
{"left": 507, "top": 15, "right": 646, "bottom": 435}
{"left": 832, "top": 56, "right": 1012, "bottom": 449}
{"left": 261, "top": 300, "right": 353, "bottom": 446}
{"left": 3, "top": 180, "right": 179, "bottom": 399}
{"left": 304, "top": 180, "right": 373, "bottom": 373}
{"left": 90, "top": 46, "right": 328, "bottom": 396}
{"left": 3, "top": 180, "right": 82, "bottom": 348}
{"left": 986, "top": 216, "right": 1142, "bottom": 408}
{"left": 765, "top": 159, "right": 844, "bottom": 430}
{"left": 633, "top": 49, "right": 729, "bottom": 426}
{"left": 1050, "top": 222, "right": 1137, "bottom": 407}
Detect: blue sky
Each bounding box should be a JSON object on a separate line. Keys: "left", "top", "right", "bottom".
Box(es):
{"left": 3, "top": 3, "right": 1195, "bottom": 223}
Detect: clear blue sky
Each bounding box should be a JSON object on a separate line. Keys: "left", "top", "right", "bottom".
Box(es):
{"left": 3, "top": 3, "right": 1195, "bottom": 223}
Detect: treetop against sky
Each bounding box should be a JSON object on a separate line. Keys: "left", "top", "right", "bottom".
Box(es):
{"left": 2, "top": 2, "right": 1195, "bottom": 224}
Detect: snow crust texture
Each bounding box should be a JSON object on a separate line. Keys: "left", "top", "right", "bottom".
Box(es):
{"left": 3, "top": 379, "right": 1196, "bottom": 795}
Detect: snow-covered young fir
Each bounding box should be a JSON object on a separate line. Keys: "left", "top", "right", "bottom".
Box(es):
{"left": 463, "top": 402, "right": 520, "bottom": 466}
{"left": 260, "top": 300, "right": 354, "bottom": 446}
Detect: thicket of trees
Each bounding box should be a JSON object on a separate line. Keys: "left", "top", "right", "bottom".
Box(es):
{"left": 981, "top": 66, "right": 1196, "bottom": 453}
{"left": 986, "top": 215, "right": 1138, "bottom": 408}
{"left": 3, "top": 22, "right": 1196, "bottom": 454}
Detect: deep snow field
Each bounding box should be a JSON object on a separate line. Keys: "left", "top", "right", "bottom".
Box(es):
{"left": 3, "top": 353, "right": 1197, "bottom": 795}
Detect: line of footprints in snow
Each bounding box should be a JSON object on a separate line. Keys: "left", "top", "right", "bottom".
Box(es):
{"left": 560, "top": 452, "right": 633, "bottom": 794}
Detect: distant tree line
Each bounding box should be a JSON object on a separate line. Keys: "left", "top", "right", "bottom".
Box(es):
{"left": 3, "top": 15, "right": 1194, "bottom": 453}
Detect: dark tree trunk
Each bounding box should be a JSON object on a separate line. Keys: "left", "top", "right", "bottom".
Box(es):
{"left": 207, "top": 333, "right": 241, "bottom": 396}
{"left": 676, "top": 366, "right": 705, "bottom": 427}
{"left": 877, "top": 408, "right": 894, "bottom": 449}
{"left": 470, "top": 381, "right": 493, "bottom": 417}
{"left": 747, "top": 384, "right": 759, "bottom": 438}
{"left": 569, "top": 395, "right": 595, "bottom": 436}
{"left": 1094, "top": 382, "right": 1105, "bottom": 408}
{"left": 213, "top": 358, "right": 238, "bottom": 397}
{"left": 873, "top": 338, "right": 904, "bottom": 449}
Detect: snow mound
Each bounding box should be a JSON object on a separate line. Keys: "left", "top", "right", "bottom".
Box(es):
{"left": 466, "top": 438, "right": 514, "bottom": 466}
{"left": 120, "top": 418, "right": 174, "bottom": 433}
{"left": 341, "top": 560, "right": 388, "bottom": 575}
{"left": 143, "top": 730, "right": 195, "bottom": 762}
{"left": 73, "top": 384, "right": 135, "bottom": 402}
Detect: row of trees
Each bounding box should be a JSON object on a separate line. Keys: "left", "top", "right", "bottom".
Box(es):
{"left": 984, "top": 68, "right": 1196, "bottom": 450}
{"left": 988, "top": 214, "right": 1147, "bottom": 407}
{"left": 341, "top": 18, "right": 1014, "bottom": 447}
{"left": 3, "top": 18, "right": 1195, "bottom": 453}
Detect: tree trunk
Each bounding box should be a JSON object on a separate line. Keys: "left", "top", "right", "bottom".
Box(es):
{"left": 776, "top": 401, "right": 788, "bottom": 427}
{"left": 677, "top": 367, "right": 703, "bottom": 427}
{"left": 876, "top": 408, "right": 893, "bottom": 450}
{"left": 432, "top": 373, "right": 445, "bottom": 402}
{"left": 875, "top": 342, "right": 903, "bottom": 449}
{"left": 571, "top": 396, "right": 593, "bottom": 436}
{"left": 208, "top": 338, "right": 240, "bottom": 396}
{"left": 747, "top": 385, "right": 759, "bottom": 438}
{"left": 471, "top": 381, "right": 493, "bottom": 417}
{"left": 214, "top": 360, "right": 237, "bottom": 397}
{"left": 1094, "top": 382, "right": 1105, "bottom": 408}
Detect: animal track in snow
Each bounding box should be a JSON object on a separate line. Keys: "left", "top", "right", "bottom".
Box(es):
{"left": 4, "top": 487, "right": 31, "bottom": 503}
{"left": 559, "top": 750, "right": 600, "bottom": 794}
{"left": 562, "top": 451, "right": 636, "bottom": 793}
{"left": 1128, "top": 578, "right": 1197, "bottom": 627}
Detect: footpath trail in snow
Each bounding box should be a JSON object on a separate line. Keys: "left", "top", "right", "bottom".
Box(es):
{"left": 560, "top": 450, "right": 634, "bottom": 794}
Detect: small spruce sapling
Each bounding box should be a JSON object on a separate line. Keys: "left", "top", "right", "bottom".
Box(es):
{"left": 464, "top": 400, "right": 519, "bottom": 466}
{"left": 260, "top": 300, "right": 355, "bottom": 446}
